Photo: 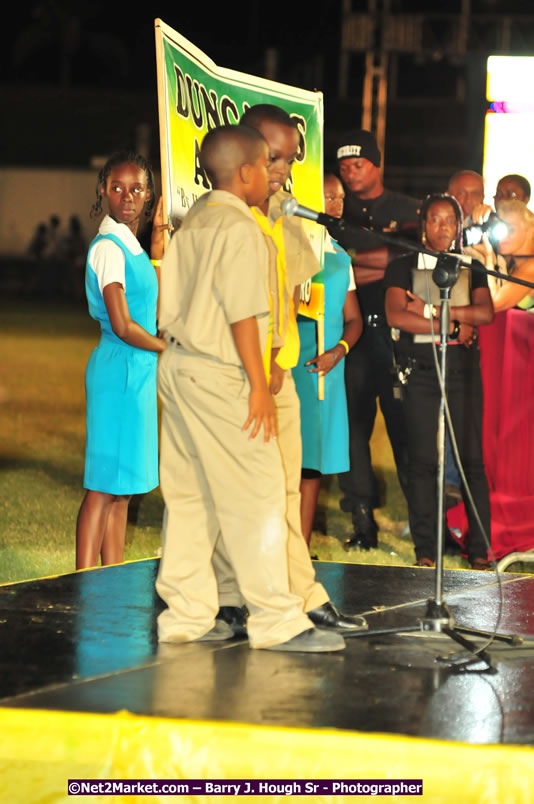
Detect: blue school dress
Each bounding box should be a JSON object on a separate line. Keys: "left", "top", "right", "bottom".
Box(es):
{"left": 293, "top": 239, "right": 351, "bottom": 474}
{"left": 83, "top": 227, "right": 159, "bottom": 495}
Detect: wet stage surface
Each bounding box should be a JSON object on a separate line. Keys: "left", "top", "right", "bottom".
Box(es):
{"left": 2, "top": 560, "right": 534, "bottom": 745}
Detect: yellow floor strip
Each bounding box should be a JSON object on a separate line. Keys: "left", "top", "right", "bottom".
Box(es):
{"left": 1, "top": 707, "right": 533, "bottom": 803}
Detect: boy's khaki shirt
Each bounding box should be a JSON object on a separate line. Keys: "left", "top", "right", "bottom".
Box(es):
{"left": 159, "top": 190, "right": 271, "bottom": 370}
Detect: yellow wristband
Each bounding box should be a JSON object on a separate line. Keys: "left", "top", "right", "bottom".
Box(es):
{"left": 338, "top": 339, "right": 350, "bottom": 354}
{"left": 151, "top": 259, "right": 161, "bottom": 267}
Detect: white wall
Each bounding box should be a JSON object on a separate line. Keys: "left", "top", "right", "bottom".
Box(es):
{"left": 0, "top": 168, "right": 100, "bottom": 255}
{"left": 0, "top": 167, "right": 161, "bottom": 256}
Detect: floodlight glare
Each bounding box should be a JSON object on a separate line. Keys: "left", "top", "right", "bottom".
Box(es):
{"left": 463, "top": 215, "right": 508, "bottom": 247}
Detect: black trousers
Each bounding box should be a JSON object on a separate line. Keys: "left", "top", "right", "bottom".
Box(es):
{"left": 338, "top": 325, "right": 409, "bottom": 511}
{"left": 402, "top": 347, "right": 490, "bottom": 562}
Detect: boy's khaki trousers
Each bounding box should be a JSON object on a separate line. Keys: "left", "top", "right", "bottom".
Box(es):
{"left": 156, "top": 348, "right": 311, "bottom": 649}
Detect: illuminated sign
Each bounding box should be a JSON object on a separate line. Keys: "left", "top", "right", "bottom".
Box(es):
{"left": 483, "top": 56, "right": 534, "bottom": 208}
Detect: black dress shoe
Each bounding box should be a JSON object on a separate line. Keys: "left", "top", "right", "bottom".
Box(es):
{"left": 307, "top": 602, "right": 367, "bottom": 635}
{"left": 344, "top": 503, "right": 378, "bottom": 551}
{"left": 216, "top": 605, "right": 248, "bottom": 637}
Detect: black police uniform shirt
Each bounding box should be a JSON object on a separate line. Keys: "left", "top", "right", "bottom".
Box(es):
{"left": 384, "top": 251, "right": 489, "bottom": 364}
{"left": 337, "top": 188, "right": 420, "bottom": 322}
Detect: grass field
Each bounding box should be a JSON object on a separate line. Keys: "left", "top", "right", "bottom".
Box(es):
{"left": 0, "top": 298, "right": 472, "bottom": 585}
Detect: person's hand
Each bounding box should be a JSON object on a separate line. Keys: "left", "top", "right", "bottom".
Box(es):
{"left": 471, "top": 203, "right": 493, "bottom": 225}
{"left": 243, "top": 389, "right": 277, "bottom": 442}
{"left": 150, "top": 197, "right": 174, "bottom": 259}
{"left": 474, "top": 232, "right": 497, "bottom": 269}
{"left": 269, "top": 359, "right": 285, "bottom": 395}
{"left": 457, "top": 322, "right": 475, "bottom": 347}
{"left": 406, "top": 291, "right": 427, "bottom": 317}
{"left": 306, "top": 344, "right": 345, "bottom": 375}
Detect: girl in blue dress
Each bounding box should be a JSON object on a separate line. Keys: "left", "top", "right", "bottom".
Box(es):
{"left": 293, "top": 175, "right": 362, "bottom": 546}
{"left": 76, "top": 151, "right": 167, "bottom": 569}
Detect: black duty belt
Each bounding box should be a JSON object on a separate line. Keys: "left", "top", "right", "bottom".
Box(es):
{"left": 366, "top": 314, "right": 387, "bottom": 328}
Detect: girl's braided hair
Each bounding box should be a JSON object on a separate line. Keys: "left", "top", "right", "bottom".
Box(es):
{"left": 90, "top": 150, "right": 156, "bottom": 219}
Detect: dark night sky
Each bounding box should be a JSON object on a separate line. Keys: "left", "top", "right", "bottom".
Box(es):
{"left": 4, "top": 1, "right": 532, "bottom": 93}
{"left": 4, "top": 2, "right": 343, "bottom": 93}
{"left": 0, "top": 2, "right": 345, "bottom": 167}
{"left": 4, "top": 0, "right": 532, "bottom": 93}
{"left": 3, "top": 0, "right": 532, "bottom": 176}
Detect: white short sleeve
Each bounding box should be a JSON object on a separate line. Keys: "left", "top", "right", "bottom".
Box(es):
{"left": 348, "top": 265, "right": 356, "bottom": 291}
{"left": 88, "top": 239, "right": 126, "bottom": 294}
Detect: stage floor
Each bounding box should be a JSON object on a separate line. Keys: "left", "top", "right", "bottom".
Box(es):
{"left": 2, "top": 558, "right": 534, "bottom": 746}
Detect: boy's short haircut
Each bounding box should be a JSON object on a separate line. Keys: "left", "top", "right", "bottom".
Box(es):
{"left": 240, "top": 104, "right": 298, "bottom": 130}
{"left": 200, "top": 124, "right": 266, "bottom": 187}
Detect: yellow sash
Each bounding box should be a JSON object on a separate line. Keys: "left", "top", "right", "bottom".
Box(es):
{"left": 251, "top": 210, "right": 300, "bottom": 370}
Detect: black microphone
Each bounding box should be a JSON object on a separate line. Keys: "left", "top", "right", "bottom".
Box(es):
{"left": 280, "top": 197, "right": 342, "bottom": 228}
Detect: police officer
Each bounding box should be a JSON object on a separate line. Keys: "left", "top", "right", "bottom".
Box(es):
{"left": 334, "top": 130, "right": 419, "bottom": 549}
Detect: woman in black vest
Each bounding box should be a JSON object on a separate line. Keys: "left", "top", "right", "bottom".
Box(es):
{"left": 384, "top": 194, "right": 493, "bottom": 569}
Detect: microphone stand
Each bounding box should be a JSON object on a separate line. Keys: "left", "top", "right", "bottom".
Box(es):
{"left": 330, "top": 217, "right": 534, "bottom": 294}
{"left": 414, "top": 254, "right": 521, "bottom": 669}
{"left": 324, "top": 220, "right": 529, "bottom": 670}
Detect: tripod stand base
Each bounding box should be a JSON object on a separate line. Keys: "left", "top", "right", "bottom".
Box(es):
{"left": 349, "top": 597, "right": 523, "bottom": 671}
{"left": 421, "top": 599, "right": 455, "bottom": 632}
{"left": 421, "top": 598, "right": 522, "bottom": 669}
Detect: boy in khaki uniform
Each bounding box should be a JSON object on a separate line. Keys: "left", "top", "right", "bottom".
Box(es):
{"left": 214, "top": 106, "right": 367, "bottom": 636}
{"left": 156, "top": 125, "right": 344, "bottom": 652}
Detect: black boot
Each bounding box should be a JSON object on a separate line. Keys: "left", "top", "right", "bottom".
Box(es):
{"left": 344, "top": 503, "right": 378, "bottom": 551}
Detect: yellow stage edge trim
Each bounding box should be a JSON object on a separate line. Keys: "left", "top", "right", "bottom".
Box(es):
{"left": 0, "top": 555, "right": 160, "bottom": 588}
{"left": 1, "top": 707, "right": 534, "bottom": 803}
